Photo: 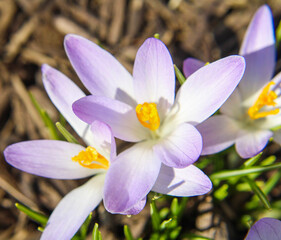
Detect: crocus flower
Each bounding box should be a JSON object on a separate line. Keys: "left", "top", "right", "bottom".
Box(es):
{"left": 65, "top": 35, "right": 245, "bottom": 213}
{"left": 187, "top": 5, "right": 280, "bottom": 158}
{"left": 245, "top": 218, "right": 281, "bottom": 240}
{"left": 4, "top": 65, "right": 137, "bottom": 239}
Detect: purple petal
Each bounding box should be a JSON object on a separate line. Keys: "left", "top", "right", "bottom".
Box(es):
{"left": 197, "top": 115, "right": 240, "bottom": 155}
{"left": 64, "top": 34, "right": 135, "bottom": 106}
{"left": 73, "top": 95, "right": 148, "bottom": 142}
{"left": 42, "top": 64, "right": 93, "bottom": 145}
{"left": 152, "top": 164, "right": 212, "bottom": 196}
{"left": 239, "top": 5, "right": 275, "bottom": 99}
{"left": 117, "top": 198, "right": 147, "bottom": 215}
{"left": 133, "top": 38, "right": 175, "bottom": 117}
{"left": 154, "top": 123, "right": 202, "bottom": 168}
{"left": 235, "top": 129, "right": 273, "bottom": 158}
{"left": 4, "top": 140, "right": 99, "bottom": 179}
{"left": 173, "top": 56, "right": 245, "bottom": 125}
{"left": 104, "top": 142, "right": 161, "bottom": 214}
{"left": 41, "top": 175, "right": 104, "bottom": 240}
{"left": 240, "top": 5, "right": 275, "bottom": 55}
{"left": 183, "top": 57, "right": 205, "bottom": 78}
{"left": 90, "top": 121, "right": 116, "bottom": 162}
{"left": 239, "top": 46, "right": 275, "bottom": 100}
{"left": 245, "top": 218, "right": 281, "bottom": 240}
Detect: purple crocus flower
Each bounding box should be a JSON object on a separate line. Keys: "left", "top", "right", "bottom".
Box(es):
{"left": 187, "top": 5, "right": 280, "bottom": 159}
{"left": 245, "top": 218, "right": 281, "bottom": 240}
{"left": 65, "top": 35, "right": 245, "bottom": 213}
{"left": 4, "top": 65, "right": 141, "bottom": 239}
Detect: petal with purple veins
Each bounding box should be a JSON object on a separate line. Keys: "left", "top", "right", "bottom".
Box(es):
{"left": 4, "top": 140, "right": 99, "bottom": 179}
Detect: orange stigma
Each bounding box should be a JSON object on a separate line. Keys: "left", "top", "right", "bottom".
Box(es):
{"left": 72, "top": 146, "right": 109, "bottom": 170}
{"left": 248, "top": 81, "right": 279, "bottom": 119}
{"left": 136, "top": 102, "right": 160, "bottom": 131}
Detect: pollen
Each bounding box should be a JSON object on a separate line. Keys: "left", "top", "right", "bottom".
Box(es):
{"left": 248, "top": 81, "right": 279, "bottom": 120}
{"left": 72, "top": 146, "right": 109, "bottom": 170}
{"left": 136, "top": 102, "right": 160, "bottom": 131}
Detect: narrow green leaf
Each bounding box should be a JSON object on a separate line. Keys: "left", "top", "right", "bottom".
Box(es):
{"left": 244, "top": 177, "right": 271, "bottom": 210}
{"left": 174, "top": 64, "right": 186, "bottom": 85}
{"left": 169, "top": 226, "right": 182, "bottom": 239}
{"left": 210, "top": 162, "right": 281, "bottom": 180}
{"left": 56, "top": 122, "right": 79, "bottom": 144}
{"left": 124, "top": 225, "right": 134, "bottom": 240}
{"left": 29, "top": 92, "right": 61, "bottom": 140}
{"left": 80, "top": 213, "right": 92, "bottom": 239}
{"left": 263, "top": 170, "right": 281, "bottom": 194}
{"left": 214, "top": 184, "right": 229, "bottom": 200}
{"left": 170, "top": 198, "right": 179, "bottom": 216}
{"left": 243, "top": 152, "right": 262, "bottom": 167}
{"left": 159, "top": 218, "right": 173, "bottom": 230}
{"left": 150, "top": 200, "right": 161, "bottom": 231}
{"left": 38, "top": 226, "right": 44, "bottom": 232}
{"left": 177, "top": 197, "right": 188, "bottom": 220}
{"left": 15, "top": 203, "right": 48, "bottom": 226}
{"left": 92, "top": 223, "right": 102, "bottom": 240}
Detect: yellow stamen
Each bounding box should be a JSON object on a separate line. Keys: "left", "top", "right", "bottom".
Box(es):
{"left": 72, "top": 146, "right": 109, "bottom": 170}
{"left": 248, "top": 81, "right": 279, "bottom": 120}
{"left": 136, "top": 102, "right": 160, "bottom": 131}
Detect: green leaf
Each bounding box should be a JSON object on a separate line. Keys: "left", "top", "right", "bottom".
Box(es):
{"left": 243, "top": 153, "right": 262, "bottom": 167}
{"left": 56, "top": 122, "right": 79, "bottom": 144}
{"left": 214, "top": 184, "right": 229, "bottom": 200}
{"left": 210, "top": 162, "right": 281, "bottom": 180}
{"left": 80, "top": 213, "right": 92, "bottom": 239}
{"left": 15, "top": 203, "right": 48, "bottom": 226}
{"left": 169, "top": 226, "right": 182, "bottom": 239}
{"left": 29, "top": 92, "right": 61, "bottom": 140}
{"left": 124, "top": 225, "right": 134, "bottom": 240}
{"left": 171, "top": 198, "right": 179, "bottom": 216}
{"left": 150, "top": 200, "right": 161, "bottom": 231}
{"left": 244, "top": 177, "right": 271, "bottom": 210}
{"left": 174, "top": 64, "right": 186, "bottom": 85}
{"left": 92, "top": 223, "right": 102, "bottom": 240}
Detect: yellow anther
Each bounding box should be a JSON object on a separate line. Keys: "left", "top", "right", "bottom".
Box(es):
{"left": 136, "top": 102, "right": 160, "bottom": 131}
{"left": 72, "top": 146, "right": 109, "bottom": 170}
{"left": 248, "top": 81, "right": 279, "bottom": 119}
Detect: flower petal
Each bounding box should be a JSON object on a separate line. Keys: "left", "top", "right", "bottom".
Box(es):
{"left": 42, "top": 64, "right": 93, "bottom": 145}
{"left": 117, "top": 198, "right": 147, "bottom": 215}
{"left": 197, "top": 115, "right": 240, "bottom": 155}
{"left": 273, "top": 130, "right": 281, "bottom": 145}
{"left": 183, "top": 57, "right": 205, "bottom": 78}
{"left": 239, "top": 46, "right": 275, "bottom": 100}
{"left": 90, "top": 121, "right": 116, "bottom": 161}
{"left": 173, "top": 56, "right": 245, "bottom": 125}
{"left": 41, "top": 174, "right": 104, "bottom": 240}
{"left": 73, "top": 95, "right": 148, "bottom": 142}
{"left": 104, "top": 142, "right": 161, "bottom": 214}
{"left": 133, "top": 38, "right": 175, "bottom": 117}
{"left": 235, "top": 129, "right": 273, "bottom": 158}
{"left": 240, "top": 5, "right": 275, "bottom": 55}
{"left": 152, "top": 164, "right": 212, "bottom": 196}
{"left": 64, "top": 34, "right": 135, "bottom": 106}
{"left": 239, "top": 5, "right": 275, "bottom": 99}
{"left": 4, "top": 140, "right": 99, "bottom": 179}
{"left": 220, "top": 87, "right": 244, "bottom": 118}
{"left": 245, "top": 218, "right": 281, "bottom": 240}
{"left": 154, "top": 123, "right": 202, "bottom": 168}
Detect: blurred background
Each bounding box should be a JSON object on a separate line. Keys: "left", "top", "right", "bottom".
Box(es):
{"left": 0, "top": 0, "right": 281, "bottom": 239}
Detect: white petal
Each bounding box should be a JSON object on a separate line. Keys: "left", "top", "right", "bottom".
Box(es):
{"left": 41, "top": 174, "right": 104, "bottom": 240}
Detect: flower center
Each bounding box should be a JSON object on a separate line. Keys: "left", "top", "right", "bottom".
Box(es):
{"left": 248, "top": 81, "right": 279, "bottom": 120}
{"left": 136, "top": 102, "right": 160, "bottom": 131}
{"left": 72, "top": 146, "right": 109, "bottom": 169}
